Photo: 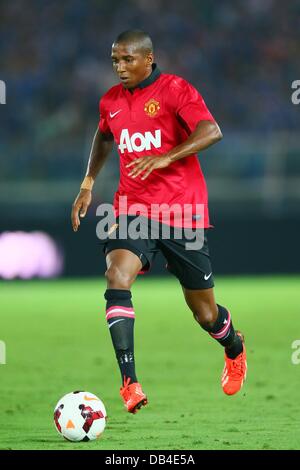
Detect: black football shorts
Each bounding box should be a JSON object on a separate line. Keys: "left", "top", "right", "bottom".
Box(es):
{"left": 101, "top": 215, "right": 214, "bottom": 290}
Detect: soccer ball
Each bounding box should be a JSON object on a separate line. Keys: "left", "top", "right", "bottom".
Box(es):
{"left": 54, "top": 391, "right": 107, "bottom": 442}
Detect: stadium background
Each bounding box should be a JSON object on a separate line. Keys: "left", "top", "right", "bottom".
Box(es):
{"left": 1, "top": 0, "right": 300, "bottom": 451}
{"left": 1, "top": 0, "right": 300, "bottom": 277}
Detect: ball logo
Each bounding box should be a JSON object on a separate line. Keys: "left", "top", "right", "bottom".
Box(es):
{"left": 118, "top": 128, "right": 161, "bottom": 154}
{"left": 83, "top": 394, "right": 100, "bottom": 401}
{"left": 66, "top": 419, "right": 75, "bottom": 429}
{"left": 144, "top": 98, "right": 160, "bottom": 117}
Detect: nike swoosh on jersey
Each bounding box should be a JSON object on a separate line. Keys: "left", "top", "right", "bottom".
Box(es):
{"left": 204, "top": 272, "right": 212, "bottom": 280}
{"left": 109, "top": 109, "right": 122, "bottom": 118}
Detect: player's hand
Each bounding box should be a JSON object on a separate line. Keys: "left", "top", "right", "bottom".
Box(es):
{"left": 126, "top": 154, "right": 172, "bottom": 180}
{"left": 71, "top": 189, "right": 92, "bottom": 232}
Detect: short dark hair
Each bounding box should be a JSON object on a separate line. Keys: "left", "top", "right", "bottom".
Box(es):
{"left": 114, "top": 30, "right": 153, "bottom": 55}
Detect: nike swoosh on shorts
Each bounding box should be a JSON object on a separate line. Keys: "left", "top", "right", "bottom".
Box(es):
{"left": 204, "top": 272, "right": 212, "bottom": 280}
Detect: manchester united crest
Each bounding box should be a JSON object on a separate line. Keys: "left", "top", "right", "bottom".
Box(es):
{"left": 144, "top": 98, "right": 160, "bottom": 117}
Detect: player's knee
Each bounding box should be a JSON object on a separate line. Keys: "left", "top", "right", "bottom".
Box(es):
{"left": 105, "top": 265, "right": 134, "bottom": 290}
{"left": 193, "top": 308, "right": 216, "bottom": 331}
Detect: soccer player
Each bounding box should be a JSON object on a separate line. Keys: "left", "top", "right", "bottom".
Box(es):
{"left": 71, "top": 30, "right": 247, "bottom": 414}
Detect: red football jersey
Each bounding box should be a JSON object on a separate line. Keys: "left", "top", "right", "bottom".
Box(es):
{"left": 99, "top": 66, "right": 215, "bottom": 228}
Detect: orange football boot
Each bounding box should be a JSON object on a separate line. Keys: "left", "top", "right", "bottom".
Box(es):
{"left": 222, "top": 332, "right": 247, "bottom": 395}
{"left": 120, "top": 377, "right": 148, "bottom": 413}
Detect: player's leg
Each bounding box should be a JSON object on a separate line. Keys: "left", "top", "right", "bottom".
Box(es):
{"left": 182, "top": 286, "right": 241, "bottom": 354}
{"left": 182, "top": 286, "right": 247, "bottom": 395}
{"left": 104, "top": 248, "right": 147, "bottom": 412}
{"left": 160, "top": 227, "right": 247, "bottom": 396}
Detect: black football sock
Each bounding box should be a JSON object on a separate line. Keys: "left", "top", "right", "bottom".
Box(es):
{"left": 104, "top": 289, "right": 137, "bottom": 385}
{"left": 208, "top": 304, "right": 243, "bottom": 359}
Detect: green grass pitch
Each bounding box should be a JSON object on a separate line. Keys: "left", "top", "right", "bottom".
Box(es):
{"left": 0, "top": 276, "right": 299, "bottom": 450}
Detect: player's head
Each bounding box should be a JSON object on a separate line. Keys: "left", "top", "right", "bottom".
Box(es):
{"left": 111, "top": 30, "right": 154, "bottom": 89}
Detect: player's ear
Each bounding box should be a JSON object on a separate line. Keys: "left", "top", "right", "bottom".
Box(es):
{"left": 146, "top": 52, "right": 154, "bottom": 66}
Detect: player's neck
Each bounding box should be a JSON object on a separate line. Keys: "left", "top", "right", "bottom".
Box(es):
{"left": 128, "top": 64, "right": 157, "bottom": 92}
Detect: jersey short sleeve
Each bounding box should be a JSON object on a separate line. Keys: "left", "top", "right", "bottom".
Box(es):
{"left": 172, "top": 79, "right": 215, "bottom": 133}
{"left": 98, "top": 98, "right": 112, "bottom": 135}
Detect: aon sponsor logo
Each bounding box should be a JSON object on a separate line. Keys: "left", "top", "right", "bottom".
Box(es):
{"left": 118, "top": 129, "right": 161, "bottom": 154}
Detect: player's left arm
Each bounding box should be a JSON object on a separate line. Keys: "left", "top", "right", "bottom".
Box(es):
{"left": 127, "top": 120, "right": 222, "bottom": 180}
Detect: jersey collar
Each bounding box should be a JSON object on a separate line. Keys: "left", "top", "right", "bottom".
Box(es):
{"left": 135, "top": 64, "right": 161, "bottom": 89}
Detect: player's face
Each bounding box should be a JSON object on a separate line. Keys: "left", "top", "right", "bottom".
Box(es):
{"left": 111, "top": 42, "right": 153, "bottom": 89}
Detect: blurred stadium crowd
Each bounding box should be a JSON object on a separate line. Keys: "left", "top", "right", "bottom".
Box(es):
{"left": 1, "top": 0, "right": 300, "bottom": 277}
{"left": 1, "top": 0, "right": 299, "bottom": 182}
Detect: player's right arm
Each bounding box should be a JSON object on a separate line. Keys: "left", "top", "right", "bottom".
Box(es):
{"left": 71, "top": 127, "right": 113, "bottom": 232}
